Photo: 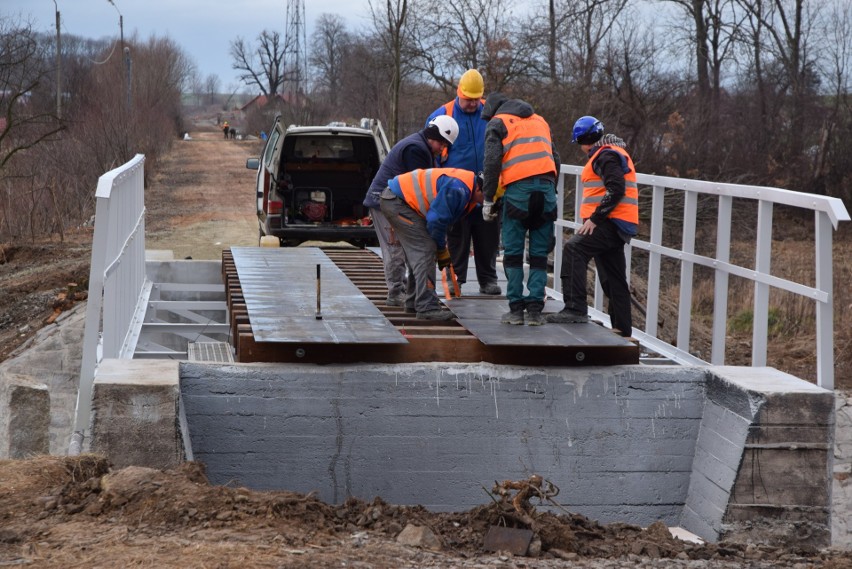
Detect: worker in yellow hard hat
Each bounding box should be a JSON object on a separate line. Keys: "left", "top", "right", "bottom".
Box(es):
{"left": 425, "top": 69, "right": 502, "bottom": 297}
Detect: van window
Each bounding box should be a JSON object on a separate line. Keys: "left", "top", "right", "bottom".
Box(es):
{"left": 290, "top": 136, "right": 355, "bottom": 160}
{"left": 263, "top": 129, "right": 281, "bottom": 167}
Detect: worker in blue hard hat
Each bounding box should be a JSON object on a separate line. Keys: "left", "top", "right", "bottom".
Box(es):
{"left": 547, "top": 116, "right": 638, "bottom": 337}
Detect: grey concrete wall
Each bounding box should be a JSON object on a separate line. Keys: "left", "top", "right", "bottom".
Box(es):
{"left": 681, "top": 367, "right": 834, "bottom": 547}
{"left": 0, "top": 303, "right": 86, "bottom": 456}
{"left": 180, "top": 362, "right": 707, "bottom": 528}
{"left": 834, "top": 392, "right": 852, "bottom": 547}
{"left": 0, "top": 374, "right": 49, "bottom": 458}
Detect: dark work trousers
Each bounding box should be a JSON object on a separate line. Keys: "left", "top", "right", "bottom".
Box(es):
{"left": 447, "top": 212, "right": 500, "bottom": 287}
{"left": 561, "top": 219, "right": 633, "bottom": 336}
{"left": 379, "top": 189, "right": 441, "bottom": 313}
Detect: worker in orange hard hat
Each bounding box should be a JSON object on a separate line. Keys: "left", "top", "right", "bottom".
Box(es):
{"left": 425, "top": 69, "right": 502, "bottom": 298}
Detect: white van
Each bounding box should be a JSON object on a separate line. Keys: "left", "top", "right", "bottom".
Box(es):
{"left": 246, "top": 116, "right": 390, "bottom": 247}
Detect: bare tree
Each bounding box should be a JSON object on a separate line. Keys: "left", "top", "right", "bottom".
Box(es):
{"left": 309, "top": 14, "right": 350, "bottom": 109}
{"left": 810, "top": 0, "right": 852, "bottom": 198}
{"left": 735, "top": 0, "right": 822, "bottom": 161}
{"left": 405, "top": 0, "right": 537, "bottom": 93}
{"left": 205, "top": 73, "right": 221, "bottom": 105}
{"left": 572, "top": 0, "right": 631, "bottom": 87}
{"left": 661, "top": 0, "right": 740, "bottom": 117}
{"left": 187, "top": 67, "right": 203, "bottom": 106}
{"left": 230, "top": 30, "right": 285, "bottom": 96}
{"left": 0, "top": 19, "right": 63, "bottom": 175}
{"left": 0, "top": 18, "right": 65, "bottom": 241}
{"left": 368, "top": 0, "right": 420, "bottom": 142}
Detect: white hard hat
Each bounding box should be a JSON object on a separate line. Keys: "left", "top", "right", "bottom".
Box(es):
{"left": 428, "top": 115, "right": 459, "bottom": 145}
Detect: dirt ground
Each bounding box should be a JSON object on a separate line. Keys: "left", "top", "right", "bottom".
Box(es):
{"left": 2, "top": 123, "right": 852, "bottom": 567}
{"left": 1, "top": 455, "right": 850, "bottom": 568}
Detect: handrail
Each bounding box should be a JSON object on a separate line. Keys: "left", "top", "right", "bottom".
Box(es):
{"left": 551, "top": 164, "right": 850, "bottom": 389}
{"left": 69, "top": 154, "right": 148, "bottom": 455}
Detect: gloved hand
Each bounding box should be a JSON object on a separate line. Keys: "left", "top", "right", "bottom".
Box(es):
{"left": 482, "top": 200, "right": 498, "bottom": 222}
{"left": 436, "top": 247, "right": 452, "bottom": 269}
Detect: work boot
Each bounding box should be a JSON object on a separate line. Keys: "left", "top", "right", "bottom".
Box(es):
{"left": 385, "top": 292, "right": 404, "bottom": 306}
{"left": 546, "top": 309, "right": 590, "bottom": 324}
{"left": 479, "top": 282, "right": 502, "bottom": 295}
{"left": 526, "top": 309, "right": 545, "bottom": 326}
{"left": 403, "top": 304, "right": 416, "bottom": 314}
{"left": 501, "top": 306, "right": 525, "bottom": 325}
{"left": 417, "top": 308, "right": 454, "bottom": 321}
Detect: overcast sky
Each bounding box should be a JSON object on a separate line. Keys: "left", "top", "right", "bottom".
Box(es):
{"left": 2, "top": 0, "right": 391, "bottom": 90}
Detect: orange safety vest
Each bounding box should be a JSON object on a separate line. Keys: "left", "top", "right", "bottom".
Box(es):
{"left": 396, "top": 168, "right": 477, "bottom": 217}
{"left": 441, "top": 98, "right": 486, "bottom": 117}
{"left": 494, "top": 113, "right": 557, "bottom": 186}
{"left": 579, "top": 145, "right": 639, "bottom": 224}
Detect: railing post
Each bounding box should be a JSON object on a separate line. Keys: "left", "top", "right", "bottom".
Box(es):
{"left": 676, "top": 191, "right": 698, "bottom": 353}
{"left": 553, "top": 169, "right": 566, "bottom": 293}
{"left": 711, "top": 195, "right": 733, "bottom": 365}
{"left": 752, "top": 200, "right": 773, "bottom": 367}
{"left": 645, "top": 186, "right": 665, "bottom": 338}
{"left": 815, "top": 211, "right": 834, "bottom": 389}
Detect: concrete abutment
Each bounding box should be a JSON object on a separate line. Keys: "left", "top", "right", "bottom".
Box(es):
{"left": 83, "top": 359, "right": 834, "bottom": 547}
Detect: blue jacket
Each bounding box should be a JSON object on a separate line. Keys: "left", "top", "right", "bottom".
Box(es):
{"left": 388, "top": 171, "right": 474, "bottom": 249}
{"left": 364, "top": 130, "right": 435, "bottom": 208}
{"left": 426, "top": 97, "right": 486, "bottom": 173}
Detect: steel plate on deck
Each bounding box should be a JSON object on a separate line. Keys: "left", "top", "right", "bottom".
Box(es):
{"left": 447, "top": 298, "right": 632, "bottom": 347}
{"left": 230, "top": 247, "right": 406, "bottom": 344}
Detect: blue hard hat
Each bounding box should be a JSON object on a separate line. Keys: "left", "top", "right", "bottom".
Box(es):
{"left": 571, "top": 116, "right": 604, "bottom": 144}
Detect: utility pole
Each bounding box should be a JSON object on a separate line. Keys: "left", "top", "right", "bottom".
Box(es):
{"left": 124, "top": 47, "right": 132, "bottom": 110}
{"left": 108, "top": 1, "right": 130, "bottom": 111}
{"left": 53, "top": 0, "right": 61, "bottom": 119}
{"left": 284, "top": 0, "right": 307, "bottom": 105}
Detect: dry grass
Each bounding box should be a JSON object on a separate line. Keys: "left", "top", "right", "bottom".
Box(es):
{"left": 630, "top": 214, "right": 852, "bottom": 388}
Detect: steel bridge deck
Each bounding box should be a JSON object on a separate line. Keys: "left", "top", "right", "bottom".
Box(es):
{"left": 223, "top": 246, "right": 638, "bottom": 365}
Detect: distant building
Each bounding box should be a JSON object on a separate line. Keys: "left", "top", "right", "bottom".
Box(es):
{"left": 239, "top": 93, "right": 292, "bottom": 113}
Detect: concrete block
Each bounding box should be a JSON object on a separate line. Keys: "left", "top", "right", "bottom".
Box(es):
{"left": 731, "top": 448, "right": 831, "bottom": 506}
{"left": 90, "top": 359, "right": 184, "bottom": 470}
{"left": 703, "top": 367, "right": 833, "bottom": 548}
{"left": 0, "top": 302, "right": 86, "bottom": 455}
{"left": 0, "top": 374, "right": 50, "bottom": 458}
{"left": 748, "top": 424, "right": 833, "bottom": 446}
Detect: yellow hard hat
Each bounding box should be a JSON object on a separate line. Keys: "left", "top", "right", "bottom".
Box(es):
{"left": 457, "top": 69, "right": 484, "bottom": 99}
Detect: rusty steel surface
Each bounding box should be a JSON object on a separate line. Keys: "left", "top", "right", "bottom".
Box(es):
{"left": 229, "top": 246, "right": 406, "bottom": 344}
{"left": 223, "top": 247, "right": 640, "bottom": 365}
{"left": 447, "top": 298, "right": 633, "bottom": 348}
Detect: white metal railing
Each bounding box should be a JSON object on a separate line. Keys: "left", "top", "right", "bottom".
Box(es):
{"left": 69, "top": 154, "right": 148, "bottom": 454}
{"left": 551, "top": 164, "right": 850, "bottom": 390}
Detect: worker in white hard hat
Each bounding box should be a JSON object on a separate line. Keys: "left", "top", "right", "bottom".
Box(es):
{"left": 364, "top": 116, "right": 459, "bottom": 307}
{"left": 425, "top": 69, "right": 502, "bottom": 297}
